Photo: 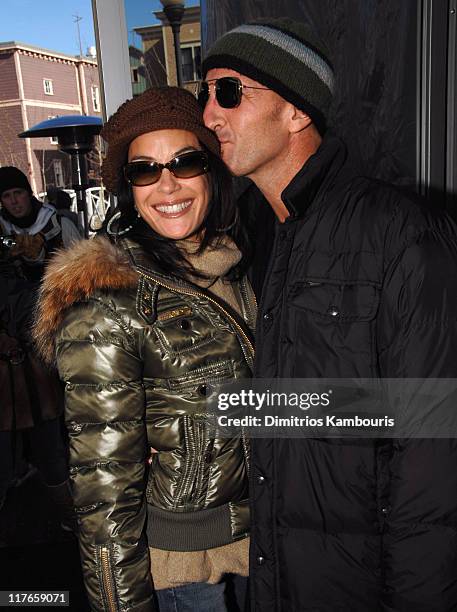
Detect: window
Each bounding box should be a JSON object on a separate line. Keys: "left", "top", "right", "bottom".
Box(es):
{"left": 43, "top": 79, "right": 53, "bottom": 95}
{"left": 91, "top": 85, "right": 100, "bottom": 112}
{"left": 48, "top": 116, "right": 58, "bottom": 144}
{"left": 132, "top": 67, "right": 139, "bottom": 84}
{"left": 181, "top": 44, "right": 201, "bottom": 82}
{"left": 53, "top": 159, "right": 64, "bottom": 187}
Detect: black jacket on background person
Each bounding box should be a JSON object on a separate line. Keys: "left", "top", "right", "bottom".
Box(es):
{"left": 249, "top": 134, "right": 457, "bottom": 611}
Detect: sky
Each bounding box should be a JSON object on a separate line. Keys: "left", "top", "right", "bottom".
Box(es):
{"left": 0, "top": 0, "right": 198, "bottom": 57}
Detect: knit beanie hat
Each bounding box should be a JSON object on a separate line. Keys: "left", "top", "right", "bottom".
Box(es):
{"left": 101, "top": 86, "right": 220, "bottom": 194}
{"left": 0, "top": 167, "right": 32, "bottom": 197}
{"left": 202, "top": 18, "right": 334, "bottom": 131}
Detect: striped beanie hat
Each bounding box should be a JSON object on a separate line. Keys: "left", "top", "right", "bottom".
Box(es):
{"left": 202, "top": 18, "right": 334, "bottom": 132}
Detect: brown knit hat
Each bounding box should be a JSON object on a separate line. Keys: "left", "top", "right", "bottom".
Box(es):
{"left": 101, "top": 86, "right": 220, "bottom": 194}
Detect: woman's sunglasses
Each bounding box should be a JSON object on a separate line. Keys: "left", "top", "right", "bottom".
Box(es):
{"left": 197, "top": 76, "right": 270, "bottom": 109}
{"left": 124, "top": 150, "right": 209, "bottom": 187}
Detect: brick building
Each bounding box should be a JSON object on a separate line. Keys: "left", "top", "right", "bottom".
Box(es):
{"left": 0, "top": 41, "right": 102, "bottom": 194}
{"left": 133, "top": 5, "right": 201, "bottom": 94}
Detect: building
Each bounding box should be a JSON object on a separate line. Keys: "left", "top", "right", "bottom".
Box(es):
{"left": 0, "top": 41, "right": 102, "bottom": 194}
{"left": 129, "top": 45, "right": 149, "bottom": 97}
{"left": 133, "top": 5, "right": 201, "bottom": 94}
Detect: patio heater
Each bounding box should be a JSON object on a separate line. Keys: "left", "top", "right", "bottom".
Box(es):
{"left": 19, "top": 115, "right": 103, "bottom": 239}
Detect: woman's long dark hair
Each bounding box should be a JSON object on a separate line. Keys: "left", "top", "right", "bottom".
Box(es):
{"left": 114, "top": 146, "right": 252, "bottom": 282}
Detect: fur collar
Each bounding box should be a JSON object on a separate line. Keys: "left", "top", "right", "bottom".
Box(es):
{"left": 34, "top": 236, "right": 138, "bottom": 365}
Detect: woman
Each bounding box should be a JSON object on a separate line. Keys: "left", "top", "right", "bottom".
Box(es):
{"left": 34, "top": 87, "right": 255, "bottom": 612}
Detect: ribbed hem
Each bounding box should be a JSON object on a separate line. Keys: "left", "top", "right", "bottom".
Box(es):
{"left": 147, "top": 501, "right": 249, "bottom": 552}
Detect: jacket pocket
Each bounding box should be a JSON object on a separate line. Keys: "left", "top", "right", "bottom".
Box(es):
{"left": 153, "top": 306, "right": 217, "bottom": 357}
{"left": 166, "top": 359, "right": 234, "bottom": 392}
{"left": 289, "top": 279, "right": 379, "bottom": 321}
{"left": 288, "top": 279, "right": 380, "bottom": 377}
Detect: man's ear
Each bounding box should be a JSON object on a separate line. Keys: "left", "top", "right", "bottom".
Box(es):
{"left": 289, "top": 107, "right": 313, "bottom": 133}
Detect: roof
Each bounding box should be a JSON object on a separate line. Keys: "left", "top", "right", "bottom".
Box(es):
{"left": 134, "top": 5, "right": 200, "bottom": 34}
{"left": 0, "top": 41, "right": 97, "bottom": 65}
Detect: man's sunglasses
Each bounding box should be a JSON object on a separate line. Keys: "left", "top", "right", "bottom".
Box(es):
{"left": 197, "top": 76, "right": 270, "bottom": 109}
{"left": 124, "top": 150, "right": 209, "bottom": 187}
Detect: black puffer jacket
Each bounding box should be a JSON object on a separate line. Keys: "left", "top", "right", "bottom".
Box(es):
{"left": 249, "top": 134, "right": 457, "bottom": 611}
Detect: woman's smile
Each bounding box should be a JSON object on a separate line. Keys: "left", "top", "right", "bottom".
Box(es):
{"left": 153, "top": 199, "right": 193, "bottom": 216}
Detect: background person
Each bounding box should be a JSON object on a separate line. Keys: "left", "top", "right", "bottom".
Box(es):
{"left": 34, "top": 86, "right": 255, "bottom": 612}
{"left": 0, "top": 167, "right": 80, "bottom": 281}
{"left": 0, "top": 228, "right": 74, "bottom": 532}
{"left": 0, "top": 167, "right": 80, "bottom": 531}
{"left": 46, "top": 187, "right": 80, "bottom": 229}
{"left": 201, "top": 18, "right": 457, "bottom": 612}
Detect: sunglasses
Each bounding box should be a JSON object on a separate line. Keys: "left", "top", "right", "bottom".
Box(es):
{"left": 197, "top": 76, "right": 270, "bottom": 109}
{"left": 124, "top": 150, "right": 209, "bottom": 187}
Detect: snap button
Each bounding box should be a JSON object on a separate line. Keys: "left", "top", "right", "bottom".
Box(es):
{"left": 179, "top": 318, "right": 191, "bottom": 330}
{"left": 263, "top": 311, "right": 272, "bottom": 321}
{"left": 327, "top": 306, "right": 339, "bottom": 317}
{"left": 257, "top": 556, "right": 265, "bottom": 565}
{"left": 381, "top": 505, "right": 391, "bottom": 515}
{"left": 257, "top": 475, "right": 265, "bottom": 485}
{"left": 198, "top": 384, "right": 208, "bottom": 397}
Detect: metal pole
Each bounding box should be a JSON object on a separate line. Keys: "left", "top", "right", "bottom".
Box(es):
{"left": 171, "top": 23, "right": 183, "bottom": 86}
{"left": 162, "top": 3, "right": 185, "bottom": 87}
{"left": 446, "top": 0, "right": 457, "bottom": 203}
{"left": 72, "top": 152, "right": 90, "bottom": 238}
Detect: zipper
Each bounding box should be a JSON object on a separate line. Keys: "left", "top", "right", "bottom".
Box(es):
{"left": 241, "top": 428, "right": 250, "bottom": 477}
{"left": 239, "top": 276, "right": 258, "bottom": 332}
{"left": 99, "top": 546, "right": 117, "bottom": 612}
{"left": 138, "top": 270, "right": 255, "bottom": 366}
{"left": 174, "top": 415, "right": 211, "bottom": 508}
{"left": 174, "top": 415, "right": 197, "bottom": 507}
{"left": 168, "top": 360, "right": 233, "bottom": 390}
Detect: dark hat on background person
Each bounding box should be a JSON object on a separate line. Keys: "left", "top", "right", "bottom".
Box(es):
{"left": 101, "top": 86, "right": 220, "bottom": 194}
{"left": 0, "top": 166, "right": 33, "bottom": 198}
{"left": 202, "top": 17, "right": 334, "bottom": 132}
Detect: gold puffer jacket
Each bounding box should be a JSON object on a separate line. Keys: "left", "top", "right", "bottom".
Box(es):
{"left": 34, "top": 236, "right": 255, "bottom": 612}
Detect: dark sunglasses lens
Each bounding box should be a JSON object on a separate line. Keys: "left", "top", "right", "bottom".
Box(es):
{"left": 172, "top": 152, "right": 208, "bottom": 178}
{"left": 125, "top": 163, "right": 160, "bottom": 186}
{"left": 216, "top": 78, "right": 240, "bottom": 108}
{"left": 197, "top": 82, "right": 209, "bottom": 108}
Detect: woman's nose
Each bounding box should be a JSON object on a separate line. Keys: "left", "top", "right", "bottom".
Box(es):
{"left": 156, "top": 168, "right": 180, "bottom": 193}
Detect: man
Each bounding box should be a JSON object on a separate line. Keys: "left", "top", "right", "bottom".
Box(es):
{"left": 201, "top": 18, "right": 457, "bottom": 612}
{"left": 0, "top": 166, "right": 78, "bottom": 531}
{"left": 46, "top": 186, "right": 79, "bottom": 228}
{"left": 0, "top": 167, "right": 80, "bottom": 280}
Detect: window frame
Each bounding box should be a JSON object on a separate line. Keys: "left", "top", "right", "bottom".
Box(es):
{"left": 180, "top": 43, "right": 201, "bottom": 83}
{"left": 91, "top": 84, "right": 101, "bottom": 112}
{"left": 43, "top": 78, "right": 54, "bottom": 95}
{"left": 53, "top": 159, "right": 64, "bottom": 188}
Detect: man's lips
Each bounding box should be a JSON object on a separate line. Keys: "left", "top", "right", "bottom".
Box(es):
{"left": 215, "top": 131, "right": 231, "bottom": 145}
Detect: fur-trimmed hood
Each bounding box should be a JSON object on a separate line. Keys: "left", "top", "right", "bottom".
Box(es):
{"left": 34, "top": 236, "right": 138, "bottom": 365}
